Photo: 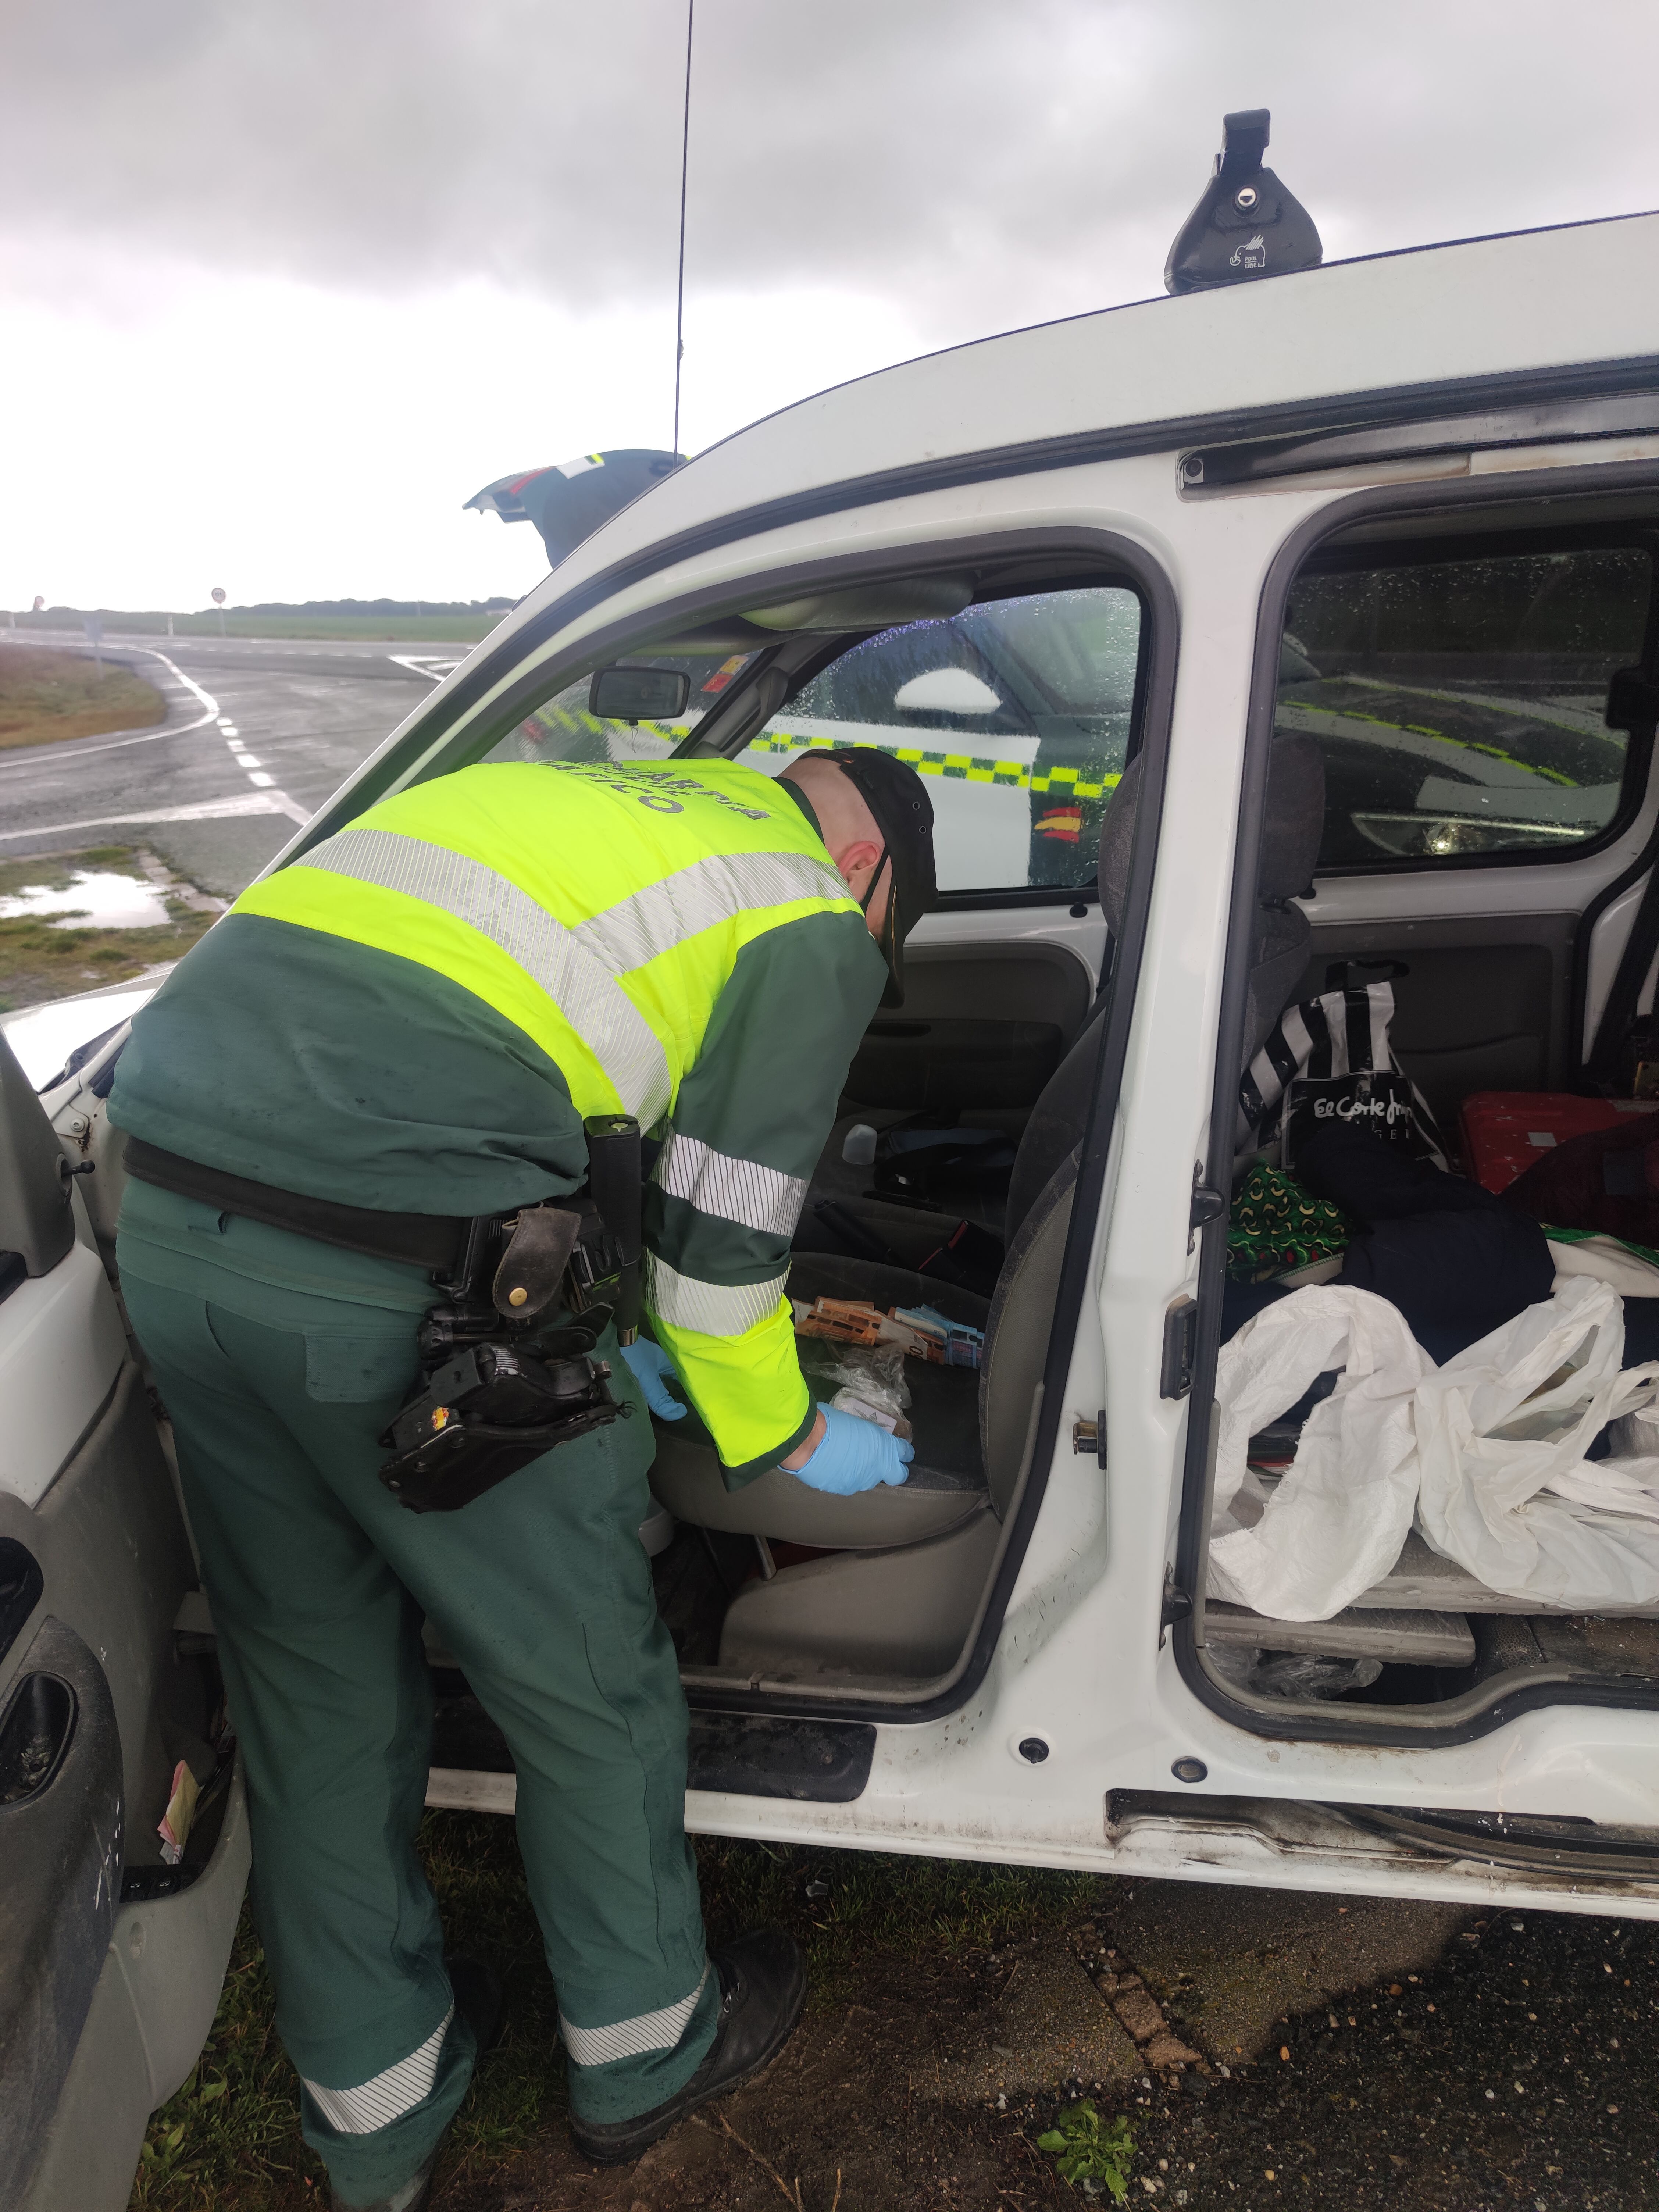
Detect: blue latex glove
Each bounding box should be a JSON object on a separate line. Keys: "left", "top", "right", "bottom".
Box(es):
{"left": 620, "top": 1338, "right": 686, "bottom": 1419}
{"left": 786, "top": 1403, "right": 914, "bottom": 1495}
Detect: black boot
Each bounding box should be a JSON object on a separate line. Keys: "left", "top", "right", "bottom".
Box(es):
{"left": 328, "top": 1956, "right": 502, "bottom": 2212}
{"left": 569, "top": 1930, "right": 805, "bottom": 2166}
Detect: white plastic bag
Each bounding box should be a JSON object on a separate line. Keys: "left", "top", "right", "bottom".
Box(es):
{"left": 1414, "top": 1275, "right": 1659, "bottom": 1609}
{"left": 1209, "top": 1274, "right": 1659, "bottom": 1622}
{"left": 1209, "top": 1287, "right": 1427, "bottom": 1621}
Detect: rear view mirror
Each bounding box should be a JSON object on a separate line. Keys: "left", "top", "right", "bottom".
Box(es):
{"left": 589, "top": 665, "right": 690, "bottom": 722}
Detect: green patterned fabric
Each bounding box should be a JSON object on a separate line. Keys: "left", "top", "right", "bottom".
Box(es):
{"left": 1227, "top": 1163, "right": 1352, "bottom": 1281}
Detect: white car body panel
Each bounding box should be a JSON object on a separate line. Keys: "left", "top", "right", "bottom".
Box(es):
{"left": 0, "top": 1244, "right": 128, "bottom": 1509}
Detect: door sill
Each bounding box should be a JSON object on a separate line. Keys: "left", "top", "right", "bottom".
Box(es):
{"left": 426, "top": 1707, "right": 875, "bottom": 1815}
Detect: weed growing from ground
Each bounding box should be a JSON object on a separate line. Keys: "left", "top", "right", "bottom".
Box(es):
{"left": 1037, "top": 2101, "right": 1136, "bottom": 2199}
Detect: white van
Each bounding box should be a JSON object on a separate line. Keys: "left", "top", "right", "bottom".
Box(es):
{"left": 9, "top": 201, "right": 1659, "bottom": 2206}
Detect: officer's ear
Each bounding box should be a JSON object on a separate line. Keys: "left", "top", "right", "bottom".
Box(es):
{"left": 834, "top": 836, "right": 885, "bottom": 899}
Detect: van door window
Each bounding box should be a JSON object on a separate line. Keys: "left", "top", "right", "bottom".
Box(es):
{"left": 1280, "top": 546, "right": 1652, "bottom": 866}
{"left": 735, "top": 585, "right": 1143, "bottom": 893}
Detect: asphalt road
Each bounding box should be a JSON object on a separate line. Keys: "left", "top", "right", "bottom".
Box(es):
{"left": 0, "top": 632, "right": 463, "bottom": 896}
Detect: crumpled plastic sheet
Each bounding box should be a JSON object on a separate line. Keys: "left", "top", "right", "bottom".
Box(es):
{"left": 1209, "top": 1275, "right": 1659, "bottom": 1620}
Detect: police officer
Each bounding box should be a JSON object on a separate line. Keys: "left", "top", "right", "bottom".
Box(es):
{"left": 109, "top": 741, "right": 935, "bottom": 2209}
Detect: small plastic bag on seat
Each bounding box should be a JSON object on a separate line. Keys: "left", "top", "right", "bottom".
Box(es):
{"left": 814, "top": 1342, "right": 914, "bottom": 1440}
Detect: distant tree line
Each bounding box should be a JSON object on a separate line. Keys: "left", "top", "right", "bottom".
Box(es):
{"left": 194, "top": 597, "right": 517, "bottom": 616}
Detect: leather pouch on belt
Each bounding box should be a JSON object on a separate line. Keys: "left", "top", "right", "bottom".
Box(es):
{"left": 492, "top": 1206, "right": 582, "bottom": 1319}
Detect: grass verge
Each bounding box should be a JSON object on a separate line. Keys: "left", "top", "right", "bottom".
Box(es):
{"left": 0, "top": 848, "right": 215, "bottom": 1011}
{"left": 132, "top": 1814, "right": 1100, "bottom": 2211}
{"left": 0, "top": 646, "right": 166, "bottom": 748}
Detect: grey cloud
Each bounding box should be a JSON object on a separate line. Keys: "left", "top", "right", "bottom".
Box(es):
{"left": 5, "top": 0, "right": 1658, "bottom": 343}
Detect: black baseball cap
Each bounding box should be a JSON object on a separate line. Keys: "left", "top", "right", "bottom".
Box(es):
{"left": 824, "top": 747, "right": 938, "bottom": 1007}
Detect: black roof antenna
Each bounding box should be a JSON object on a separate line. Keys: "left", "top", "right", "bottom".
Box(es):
{"left": 672, "top": 0, "right": 695, "bottom": 457}
{"left": 1163, "top": 110, "right": 1322, "bottom": 294}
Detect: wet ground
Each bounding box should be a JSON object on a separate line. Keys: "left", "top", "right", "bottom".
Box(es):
{"left": 427, "top": 1860, "right": 1657, "bottom": 2212}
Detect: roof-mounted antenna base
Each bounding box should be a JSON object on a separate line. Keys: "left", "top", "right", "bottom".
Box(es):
{"left": 1163, "top": 109, "right": 1322, "bottom": 295}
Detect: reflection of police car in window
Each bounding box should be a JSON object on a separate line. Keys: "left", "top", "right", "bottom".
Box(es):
{"left": 1278, "top": 550, "right": 1644, "bottom": 864}
{"left": 15, "top": 105, "right": 1659, "bottom": 2206}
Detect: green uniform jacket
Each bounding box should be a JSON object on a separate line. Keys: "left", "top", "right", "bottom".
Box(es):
{"left": 110, "top": 759, "right": 888, "bottom": 1481}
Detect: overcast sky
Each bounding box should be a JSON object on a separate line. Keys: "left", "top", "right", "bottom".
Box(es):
{"left": 4, "top": 0, "right": 1658, "bottom": 612}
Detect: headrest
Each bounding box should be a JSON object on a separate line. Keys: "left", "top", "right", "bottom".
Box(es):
{"left": 1094, "top": 734, "right": 1322, "bottom": 933}
{"left": 1257, "top": 734, "right": 1325, "bottom": 904}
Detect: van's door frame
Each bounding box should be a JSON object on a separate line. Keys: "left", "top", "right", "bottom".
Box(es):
{"left": 1172, "top": 451, "right": 1659, "bottom": 1753}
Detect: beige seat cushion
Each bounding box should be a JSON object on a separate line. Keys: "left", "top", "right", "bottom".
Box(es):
{"left": 646, "top": 1257, "right": 988, "bottom": 1549}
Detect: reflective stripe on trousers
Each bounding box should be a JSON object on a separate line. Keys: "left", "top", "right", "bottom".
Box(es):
{"left": 559, "top": 1962, "right": 711, "bottom": 2068}
{"left": 304, "top": 2005, "right": 453, "bottom": 2134}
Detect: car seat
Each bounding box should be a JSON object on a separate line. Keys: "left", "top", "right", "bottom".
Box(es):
{"left": 645, "top": 736, "right": 1325, "bottom": 1551}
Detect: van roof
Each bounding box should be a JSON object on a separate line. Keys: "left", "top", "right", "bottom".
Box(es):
{"left": 521, "top": 211, "right": 1659, "bottom": 623}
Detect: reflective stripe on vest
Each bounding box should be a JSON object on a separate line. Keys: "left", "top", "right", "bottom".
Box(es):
{"left": 578, "top": 848, "right": 846, "bottom": 976}
{"left": 642, "top": 1250, "right": 788, "bottom": 1335}
{"left": 653, "top": 1130, "right": 807, "bottom": 1238}
{"left": 235, "top": 760, "right": 855, "bottom": 1132}
{"left": 302, "top": 825, "right": 676, "bottom": 1124}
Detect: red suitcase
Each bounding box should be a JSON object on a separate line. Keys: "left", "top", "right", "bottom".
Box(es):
{"left": 1459, "top": 1091, "right": 1659, "bottom": 1195}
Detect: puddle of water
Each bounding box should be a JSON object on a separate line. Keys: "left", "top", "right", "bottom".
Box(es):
{"left": 0, "top": 871, "right": 172, "bottom": 930}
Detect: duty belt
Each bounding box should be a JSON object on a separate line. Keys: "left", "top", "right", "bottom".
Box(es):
{"left": 127, "top": 1120, "right": 647, "bottom": 1514}
{"left": 124, "top": 1139, "right": 470, "bottom": 1274}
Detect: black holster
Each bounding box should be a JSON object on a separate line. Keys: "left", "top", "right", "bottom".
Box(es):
{"left": 377, "top": 1114, "right": 645, "bottom": 1513}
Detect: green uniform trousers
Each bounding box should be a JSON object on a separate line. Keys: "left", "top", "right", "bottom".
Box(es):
{"left": 117, "top": 1185, "right": 718, "bottom": 2208}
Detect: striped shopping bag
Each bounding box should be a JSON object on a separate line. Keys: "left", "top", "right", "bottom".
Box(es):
{"left": 1237, "top": 980, "right": 1448, "bottom": 1167}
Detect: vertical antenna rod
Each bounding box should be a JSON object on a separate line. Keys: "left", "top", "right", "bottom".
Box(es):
{"left": 671, "top": 0, "right": 695, "bottom": 459}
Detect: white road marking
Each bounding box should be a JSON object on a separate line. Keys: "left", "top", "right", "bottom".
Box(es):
{"left": 246, "top": 771, "right": 275, "bottom": 788}
{"left": 216, "top": 717, "right": 236, "bottom": 729}
{"left": 234, "top": 755, "right": 264, "bottom": 768}
{"left": 146, "top": 650, "right": 220, "bottom": 717}
{"left": 388, "top": 654, "right": 463, "bottom": 683}
{"left": 0, "top": 792, "right": 308, "bottom": 841}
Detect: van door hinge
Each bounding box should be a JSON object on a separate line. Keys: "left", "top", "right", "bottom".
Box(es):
{"left": 1072, "top": 1410, "right": 1107, "bottom": 1466}
{"left": 1161, "top": 1583, "right": 1194, "bottom": 1628}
